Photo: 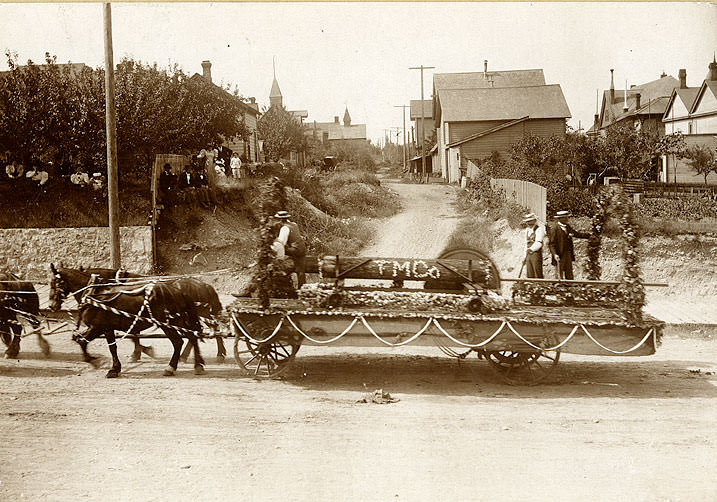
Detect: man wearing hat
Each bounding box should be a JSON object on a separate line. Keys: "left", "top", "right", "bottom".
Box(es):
{"left": 522, "top": 213, "right": 545, "bottom": 278}
{"left": 548, "top": 210, "right": 590, "bottom": 280}
{"left": 273, "top": 211, "right": 307, "bottom": 287}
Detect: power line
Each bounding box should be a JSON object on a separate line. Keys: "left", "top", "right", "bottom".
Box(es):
{"left": 409, "top": 65, "right": 435, "bottom": 183}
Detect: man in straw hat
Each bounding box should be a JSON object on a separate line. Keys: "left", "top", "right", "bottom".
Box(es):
{"left": 548, "top": 210, "right": 590, "bottom": 280}
{"left": 522, "top": 212, "right": 545, "bottom": 279}
{"left": 273, "top": 210, "right": 307, "bottom": 287}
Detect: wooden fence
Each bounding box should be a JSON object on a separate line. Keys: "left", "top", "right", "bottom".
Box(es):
{"left": 490, "top": 178, "right": 547, "bottom": 223}
{"left": 643, "top": 182, "right": 717, "bottom": 198}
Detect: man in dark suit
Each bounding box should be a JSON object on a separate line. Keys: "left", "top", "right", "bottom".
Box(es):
{"left": 548, "top": 210, "right": 590, "bottom": 280}
{"left": 158, "top": 163, "right": 177, "bottom": 207}
{"left": 177, "top": 164, "right": 197, "bottom": 205}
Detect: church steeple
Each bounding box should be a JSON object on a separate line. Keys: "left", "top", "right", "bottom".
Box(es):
{"left": 269, "top": 57, "right": 283, "bottom": 108}
{"left": 343, "top": 106, "right": 351, "bottom": 127}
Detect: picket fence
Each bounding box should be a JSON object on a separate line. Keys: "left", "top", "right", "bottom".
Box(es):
{"left": 490, "top": 178, "right": 547, "bottom": 223}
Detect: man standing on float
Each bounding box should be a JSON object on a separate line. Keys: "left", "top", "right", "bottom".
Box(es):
{"left": 522, "top": 212, "right": 545, "bottom": 279}
{"left": 273, "top": 211, "right": 307, "bottom": 287}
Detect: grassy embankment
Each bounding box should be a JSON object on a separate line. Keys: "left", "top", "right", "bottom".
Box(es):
{"left": 156, "top": 165, "right": 400, "bottom": 276}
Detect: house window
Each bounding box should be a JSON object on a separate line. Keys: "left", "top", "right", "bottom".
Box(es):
{"left": 688, "top": 122, "right": 693, "bottom": 134}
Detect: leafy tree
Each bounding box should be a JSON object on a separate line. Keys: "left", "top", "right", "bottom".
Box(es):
{"left": 0, "top": 52, "right": 251, "bottom": 181}
{"left": 683, "top": 144, "right": 717, "bottom": 184}
{"left": 257, "top": 105, "right": 305, "bottom": 161}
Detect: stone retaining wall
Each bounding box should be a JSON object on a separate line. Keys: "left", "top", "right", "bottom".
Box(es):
{"left": 0, "top": 226, "right": 152, "bottom": 280}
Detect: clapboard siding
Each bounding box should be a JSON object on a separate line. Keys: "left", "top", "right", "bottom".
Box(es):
{"left": 459, "top": 118, "right": 565, "bottom": 160}
{"left": 223, "top": 112, "right": 259, "bottom": 161}
{"left": 449, "top": 121, "right": 506, "bottom": 143}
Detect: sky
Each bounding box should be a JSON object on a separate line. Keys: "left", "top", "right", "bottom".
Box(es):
{"left": 1, "top": 2, "right": 716, "bottom": 144}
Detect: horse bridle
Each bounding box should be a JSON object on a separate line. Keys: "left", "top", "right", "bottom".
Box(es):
{"left": 50, "top": 273, "right": 69, "bottom": 308}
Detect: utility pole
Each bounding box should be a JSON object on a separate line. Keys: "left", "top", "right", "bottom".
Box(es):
{"left": 394, "top": 105, "right": 409, "bottom": 173}
{"left": 409, "top": 64, "right": 435, "bottom": 183}
{"left": 104, "top": 3, "right": 120, "bottom": 268}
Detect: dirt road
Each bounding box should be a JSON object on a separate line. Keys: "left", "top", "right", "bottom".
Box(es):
{"left": 1, "top": 178, "right": 716, "bottom": 502}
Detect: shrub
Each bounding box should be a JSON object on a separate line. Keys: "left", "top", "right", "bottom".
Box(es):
{"left": 637, "top": 196, "right": 717, "bottom": 220}
{"left": 547, "top": 182, "right": 596, "bottom": 217}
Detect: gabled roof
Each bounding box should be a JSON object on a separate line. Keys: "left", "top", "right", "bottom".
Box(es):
{"left": 446, "top": 116, "right": 530, "bottom": 147}
{"left": 663, "top": 87, "right": 700, "bottom": 122}
{"left": 690, "top": 80, "right": 717, "bottom": 116}
{"left": 312, "top": 122, "right": 367, "bottom": 140}
{"left": 0, "top": 62, "right": 87, "bottom": 78}
{"left": 437, "top": 84, "right": 571, "bottom": 122}
{"left": 410, "top": 99, "right": 433, "bottom": 120}
{"left": 600, "top": 75, "right": 679, "bottom": 128}
{"left": 433, "top": 69, "right": 545, "bottom": 91}
{"left": 189, "top": 73, "right": 259, "bottom": 116}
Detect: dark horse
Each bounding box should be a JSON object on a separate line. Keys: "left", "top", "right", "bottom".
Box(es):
{"left": 74, "top": 276, "right": 205, "bottom": 378}
{"left": 48, "top": 264, "right": 154, "bottom": 362}
{"left": 177, "top": 277, "right": 226, "bottom": 363}
{"left": 49, "top": 265, "right": 227, "bottom": 362}
{"left": 0, "top": 270, "right": 48, "bottom": 358}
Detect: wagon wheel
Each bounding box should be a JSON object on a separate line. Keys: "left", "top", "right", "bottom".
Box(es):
{"left": 231, "top": 315, "right": 301, "bottom": 378}
{"left": 486, "top": 349, "right": 560, "bottom": 386}
{"left": 424, "top": 247, "right": 501, "bottom": 291}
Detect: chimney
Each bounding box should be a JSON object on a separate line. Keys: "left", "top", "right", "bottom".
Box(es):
{"left": 709, "top": 54, "right": 717, "bottom": 81}
{"left": 484, "top": 59, "right": 488, "bottom": 76}
{"left": 679, "top": 68, "right": 687, "bottom": 89}
{"left": 610, "top": 69, "right": 615, "bottom": 102}
{"left": 660, "top": 71, "right": 667, "bottom": 78}
{"left": 201, "top": 60, "right": 212, "bottom": 83}
{"left": 334, "top": 116, "right": 339, "bottom": 124}
{"left": 623, "top": 80, "right": 628, "bottom": 112}
{"left": 249, "top": 97, "right": 256, "bottom": 104}
{"left": 635, "top": 93, "right": 641, "bottom": 110}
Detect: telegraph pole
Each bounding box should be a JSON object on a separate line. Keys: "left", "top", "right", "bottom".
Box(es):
{"left": 409, "top": 65, "right": 435, "bottom": 183}
{"left": 104, "top": 3, "right": 120, "bottom": 268}
{"left": 394, "top": 104, "right": 408, "bottom": 172}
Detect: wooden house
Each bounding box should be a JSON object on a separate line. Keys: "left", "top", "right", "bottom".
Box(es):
{"left": 432, "top": 62, "right": 570, "bottom": 183}
{"left": 192, "top": 60, "right": 261, "bottom": 162}
{"left": 661, "top": 58, "right": 717, "bottom": 184}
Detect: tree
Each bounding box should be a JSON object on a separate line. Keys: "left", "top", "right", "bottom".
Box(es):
{"left": 683, "top": 144, "right": 717, "bottom": 184}
{"left": 257, "top": 105, "right": 305, "bottom": 161}
{"left": 0, "top": 52, "right": 251, "bottom": 180}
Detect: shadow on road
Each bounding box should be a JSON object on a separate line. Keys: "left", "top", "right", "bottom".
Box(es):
{"left": 4, "top": 349, "right": 715, "bottom": 399}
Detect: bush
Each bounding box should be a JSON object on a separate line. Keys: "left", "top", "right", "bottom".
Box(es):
{"left": 459, "top": 172, "right": 524, "bottom": 228}
{"left": 547, "top": 182, "right": 596, "bottom": 217}
{"left": 637, "top": 196, "right": 717, "bottom": 220}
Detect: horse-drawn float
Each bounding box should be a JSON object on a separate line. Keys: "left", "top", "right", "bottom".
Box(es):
{"left": 229, "top": 248, "right": 664, "bottom": 385}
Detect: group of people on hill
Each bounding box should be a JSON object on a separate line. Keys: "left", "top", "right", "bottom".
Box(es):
{"left": 158, "top": 161, "right": 215, "bottom": 209}
{"left": 3, "top": 153, "right": 51, "bottom": 194}
{"left": 522, "top": 210, "right": 590, "bottom": 280}
{"left": 2, "top": 151, "right": 110, "bottom": 199}
{"left": 197, "top": 146, "right": 245, "bottom": 182}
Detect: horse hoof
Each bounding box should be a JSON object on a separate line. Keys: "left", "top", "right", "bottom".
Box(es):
{"left": 179, "top": 357, "right": 188, "bottom": 364}
{"left": 106, "top": 370, "right": 120, "bottom": 378}
{"left": 129, "top": 354, "right": 141, "bottom": 363}
{"left": 144, "top": 346, "right": 155, "bottom": 359}
{"left": 216, "top": 355, "right": 225, "bottom": 365}
{"left": 39, "top": 339, "right": 51, "bottom": 357}
{"left": 194, "top": 365, "right": 205, "bottom": 375}
{"left": 163, "top": 366, "right": 175, "bottom": 376}
{"left": 87, "top": 357, "right": 101, "bottom": 369}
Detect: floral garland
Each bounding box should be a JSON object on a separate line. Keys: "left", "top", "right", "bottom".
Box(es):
{"left": 297, "top": 283, "right": 511, "bottom": 314}
{"left": 257, "top": 177, "right": 290, "bottom": 309}
{"left": 585, "top": 187, "right": 645, "bottom": 323}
